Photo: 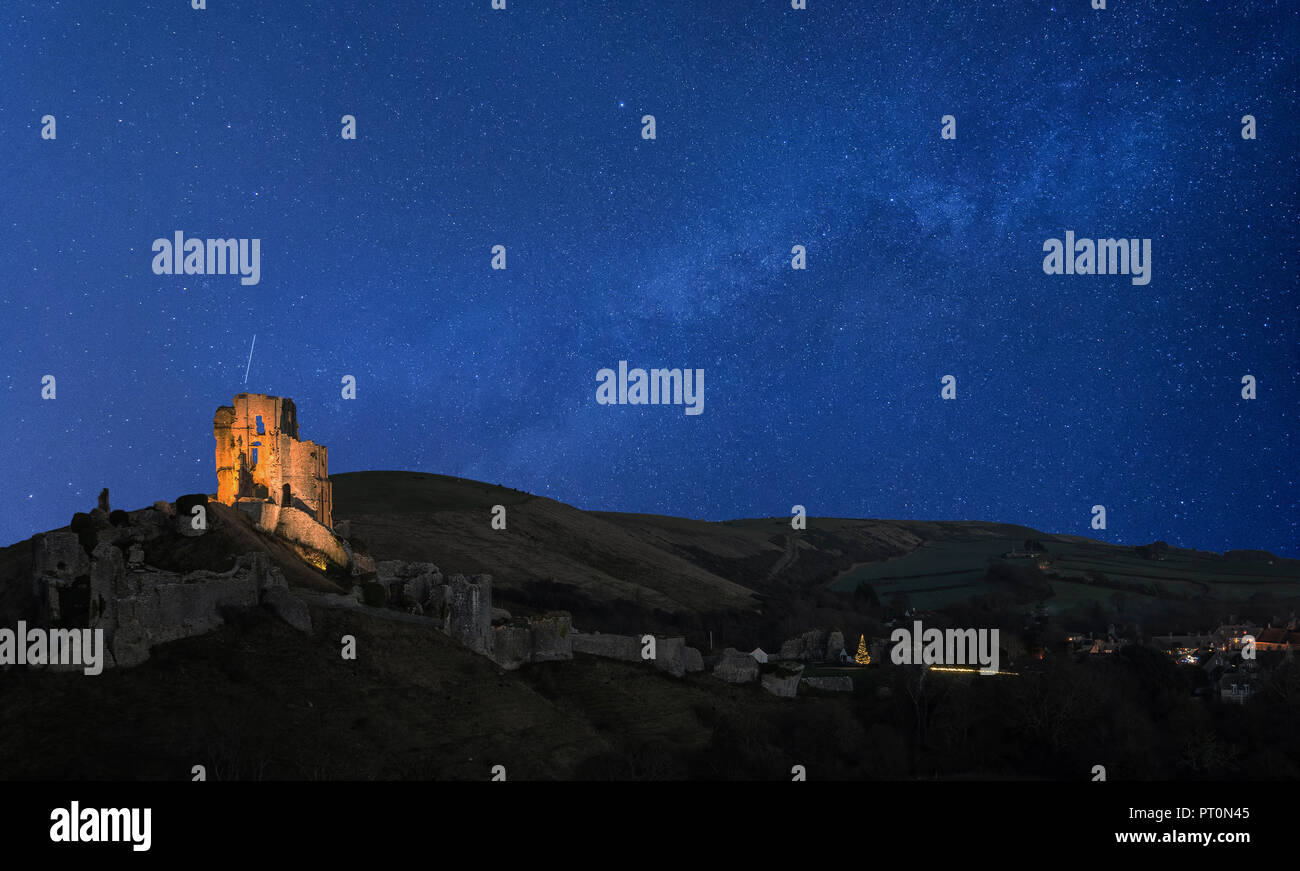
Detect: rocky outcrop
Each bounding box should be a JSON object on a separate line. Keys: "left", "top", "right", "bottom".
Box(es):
{"left": 800, "top": 675, "right": 854, "bottom": 693}
{"left": 713, "top": 647, "right": 760, "bottom": 683}
{"left": 779, "top": 628, "right": 828, "bottom": 661}
{"left": 762, "top": 663, "right": 805, "bottom": 698}
{"left": 779, "top": 628, "right": 848, "bottom": 662}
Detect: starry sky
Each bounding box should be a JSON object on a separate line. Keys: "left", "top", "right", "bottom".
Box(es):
{"left": 1, "top": 1, "right": 1296, "bottom": 556}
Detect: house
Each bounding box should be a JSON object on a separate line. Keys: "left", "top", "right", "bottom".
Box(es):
{"left": 1255, "top": 626, "right": 1300, "bottom": 652}
{"left": 1216, "top": 668, "right": 1259, "bottom": 705}
{"left": 749, "top": 647, "right": 769, "bottom": 664}
{"left": 1213, "top": 621, "right": 1262, "bottom": 651}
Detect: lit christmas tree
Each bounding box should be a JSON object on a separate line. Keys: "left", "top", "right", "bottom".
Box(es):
{"left": 854, "top": 634, "right": 871, "bottom": 665}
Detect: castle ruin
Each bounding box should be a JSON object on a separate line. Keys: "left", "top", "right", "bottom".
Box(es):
{"left": 213, "top": 393, "right": 332, "bottom": 529}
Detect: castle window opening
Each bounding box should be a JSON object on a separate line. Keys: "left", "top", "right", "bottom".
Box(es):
{"left": 255, "top": 415, "right": 265, "bottom": 435}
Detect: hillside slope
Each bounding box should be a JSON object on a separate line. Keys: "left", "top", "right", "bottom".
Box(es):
{"left": 332, "top": 471, "right": 1300, "bottom": 636}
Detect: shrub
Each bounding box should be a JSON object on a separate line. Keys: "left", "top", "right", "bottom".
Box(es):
{"left": 175, "top": 493, "right": 209, "bottom": 520}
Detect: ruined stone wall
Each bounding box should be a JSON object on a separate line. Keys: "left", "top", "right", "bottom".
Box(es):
{"left": 273, "top": 506, "right": 350, "bottom": 572}
{"left": 490, "top": 612, "right": 574, "bottom": 670}
{"left": 375, "top": 561, "right": 444, "bottom": 610}
{"left": 284, "top": 436, "right": 331, "bottom": 528}
{"left": 570, "top": 632, "right": 704, "bottom": 677}
{"left": 446, "top": 574, "right": 493, "bottom": 656}
{"left": 571, "top": 632, "right": 642, "bottom": 662}
{"left": 762, "top": 663, "right": 805, "bottom": 698}
{"left": 213, "top": 393, "right": 331, "bottom": 528}
{"left": 33, "top": 505, "right": 311, "bottom": 669}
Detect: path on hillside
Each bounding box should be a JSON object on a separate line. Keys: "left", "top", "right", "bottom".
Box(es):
{"left": 766, "top": 535, "right": 799, "bottom": 580}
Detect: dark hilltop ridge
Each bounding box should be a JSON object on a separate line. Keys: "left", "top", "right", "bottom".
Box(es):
{"left": 1, "top": 469, "right": 1297, "bottom": 781}
{"left": 328, "top": 470, "right": 1299, "bottom": 635}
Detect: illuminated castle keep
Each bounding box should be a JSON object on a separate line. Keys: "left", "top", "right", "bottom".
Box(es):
{"left": 213, "top": 393, "right": 333, "bottom": 530}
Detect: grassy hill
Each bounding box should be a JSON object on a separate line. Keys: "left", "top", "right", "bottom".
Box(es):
{"left": 2, "top": 470, "right": 1299, "bottom": 781}
{"left": 333, "top": 471, "right": 1300, "bottom": 636}
{"left": 0, "top": 600, "right": 890, "bottom": 780}
{"left": 4, "top": 470, "right": 1296, "bottom": 645}
{"left": 332, "top": 471, "right": 763, "bottom": 615}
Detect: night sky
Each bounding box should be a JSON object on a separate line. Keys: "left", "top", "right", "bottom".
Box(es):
{"left": 1, "top": 1, "right": 1295, "bottom": 556}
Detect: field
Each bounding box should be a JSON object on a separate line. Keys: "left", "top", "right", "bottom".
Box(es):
{"left": 831, "top": 535, "right": 1300, "bottom": 613}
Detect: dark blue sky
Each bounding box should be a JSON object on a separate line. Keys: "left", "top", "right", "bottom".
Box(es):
{"left": 2, "top": 1, "right": 1296, "bottom": 555}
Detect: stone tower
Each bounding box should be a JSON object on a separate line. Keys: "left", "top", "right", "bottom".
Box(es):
{"left": 213, "top": 393, "right": 332, "bottom": 529}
